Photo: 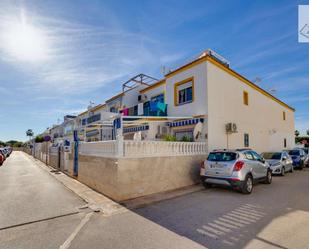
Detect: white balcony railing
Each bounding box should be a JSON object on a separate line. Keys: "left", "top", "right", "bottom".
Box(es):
{"left": 78, "top": 140, "right": 207, "bottom": 158}
{"left": 124, "top": 141, "right": 207, "bottom": 158}
{"left": 79, "top": 140, "right": 118, "bottom": 158}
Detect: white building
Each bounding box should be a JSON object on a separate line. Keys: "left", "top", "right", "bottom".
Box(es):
{"left": 75, "top": 49, "right": 294, "bottom": 153}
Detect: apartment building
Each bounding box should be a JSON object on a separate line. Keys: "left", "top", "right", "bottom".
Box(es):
{"left": 73, "top": 49, "right": 294, "bottom": 152}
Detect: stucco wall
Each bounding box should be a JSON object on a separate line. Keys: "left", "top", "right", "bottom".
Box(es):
{"left": 77, "top": 155, "right": 119, "bottom": 200}
{"left": 76, "top": 154, "right": 206, "bottom": 201}
{"left": 49, "top": 154, "right": 59, "bottom": 169}
{"left": 165, "top": 62, "right": 208, "bottom": 117}
{"left": 206, "top": 60, "right": 295, "bottom": 153}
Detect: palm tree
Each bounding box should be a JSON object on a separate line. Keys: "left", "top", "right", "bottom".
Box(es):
{"left": 26, "top": 129, "right": 34, "bottom": 141}
{"left": 295, "top": 130, "right": 300, "bottom": 137}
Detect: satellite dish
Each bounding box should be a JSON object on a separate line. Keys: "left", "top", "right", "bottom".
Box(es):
{"left": 193, "top": 122, "right": 203, "bottom": 141}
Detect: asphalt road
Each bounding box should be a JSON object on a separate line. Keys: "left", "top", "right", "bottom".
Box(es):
{"left": 1, "top": 152, "right": 309, "bottom": 249}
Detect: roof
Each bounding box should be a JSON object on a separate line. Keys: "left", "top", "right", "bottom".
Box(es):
{"left": 165, "top": 54, "right": 295, "bottom": 112}
{"left": 140, "top": 79, "right": 166, "bottom": 94}
{"left": 78, "top": 103, "right": 106, "bottom": 116}
{"left": 105, "top": 92, "right": 124, "bottom": 103}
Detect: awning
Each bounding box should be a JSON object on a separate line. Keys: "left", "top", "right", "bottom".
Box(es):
{"left": 123, "top": 125, "right": 149, "bottom": 133}
{"left": 86, "top": 130, "right": 100, "bottom": 137}
{"left": 168, "top": 118, "right": 204, "bottom": 128}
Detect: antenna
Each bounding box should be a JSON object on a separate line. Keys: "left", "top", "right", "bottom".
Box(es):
{"left": 252, "top": 77, "right": 262, "bottom": 84}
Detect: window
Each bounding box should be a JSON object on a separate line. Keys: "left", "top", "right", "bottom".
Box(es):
{"left": 262, "top": 152, "right": 282, "bottom": 160}
{"left": 243, "top": 91, "right": 249, "bottom": 105}
{"left": 283, "top": 111, "right": 286, "bottom": 121}
{"left": 174, "top": 130, "right": 193, "bottom": 141}
{"left": 244, "top": 151, "right": 254, "bottom": 160}
{"left": 110, "top": 106, "right": 117, "bottom": 113}
{"left": 207, "top": 152, "right": 237, "bottom": 162}
{"left": 151, "top": 93, "right": 164, "bottom": 103}
{"left": 244, "top": 133, "right": 249, "bottom": 147}
{"left": 251, "top": 151, "right": 263, "bottom": 161}
{"left": 174, "top": 77, "right": 194, "bottom": 106}
{"left": 284, "top": 138, "right": 287, "bottom": 148}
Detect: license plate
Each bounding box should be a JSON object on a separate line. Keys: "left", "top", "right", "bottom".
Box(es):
{"left": 211, "top": 163, "right": 224, "bottom": 169}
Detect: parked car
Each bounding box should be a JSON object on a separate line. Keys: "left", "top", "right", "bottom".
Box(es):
{"left": 200, "top": 149, "right": 272, "bottom": 194}
{"left": 286, "top": 149, "right": 306, "bottom": 170}
{"left": 0, "top": 148, "right": 8, "bottom": 159}
{"left": 261, "top": 151, "right": 293, "bottom": 176}
{"left": 301, "top": 148, "right": 309, "bottom": 167}
{"left": 0, "top": 152, "right": 4, "bottom": 166}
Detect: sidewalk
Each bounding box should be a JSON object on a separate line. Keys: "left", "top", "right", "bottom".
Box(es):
{"left": 24, "top": 153, "right": 127, "bottom": 216}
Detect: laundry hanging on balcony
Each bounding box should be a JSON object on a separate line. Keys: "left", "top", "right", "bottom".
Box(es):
{"left": 157, "top": 102, "right": 167, "bottom": 113}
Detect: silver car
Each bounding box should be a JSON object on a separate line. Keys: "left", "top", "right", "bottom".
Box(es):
{"left": 261, "top": 151, "right": 293, "bottom": 176}
{"left": 200, "top": 149, "right": 272, "bottom": 194}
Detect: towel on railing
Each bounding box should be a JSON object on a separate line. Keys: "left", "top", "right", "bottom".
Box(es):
{"left": 157, "top": 102, "right": 167, "bottom": 113}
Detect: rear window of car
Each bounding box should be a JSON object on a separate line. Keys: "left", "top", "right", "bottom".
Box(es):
{"left": 207, "top": 152, "right": 237, "bottom": 162}
{"left": 288, "top": 150, "right": 300, "bottom": 156}
{"left": 262, "top": 152, "right": 282, "bottom": 160}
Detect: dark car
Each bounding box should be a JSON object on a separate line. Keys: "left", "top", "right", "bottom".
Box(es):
{"left": 286, "top": 149, "right": 306, "bottom": 169}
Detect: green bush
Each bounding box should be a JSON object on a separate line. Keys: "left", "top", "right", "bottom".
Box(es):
{"left": 35, "top": 136, "right": 44, "bottom": 143}
{"left": 164, "top": 134, "right": 177, "bottom": 141}
{"left": 180, "top": 135, "right": 193, "bottom": 142}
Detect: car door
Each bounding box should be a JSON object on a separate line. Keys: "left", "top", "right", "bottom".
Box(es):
{"left": 243, "top": 151, "right": 259, "bottom": 179}
{"left": 282, "top": 152, "right": 291, "bottom": 171}
{"left": 251, "top": 151, "right": 268, "bottom": 178}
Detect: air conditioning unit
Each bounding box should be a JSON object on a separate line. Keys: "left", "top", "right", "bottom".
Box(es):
{"left": 138, "top": 94, "right": 147, "bottom": 102}
{"left": 225, "top": 123, "right": 237, "bottom": 133}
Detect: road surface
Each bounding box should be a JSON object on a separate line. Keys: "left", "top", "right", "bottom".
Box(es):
{"left": 1, "top": 151, "right": 309, "bottom": 249}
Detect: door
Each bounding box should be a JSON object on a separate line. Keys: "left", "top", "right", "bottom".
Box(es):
{"left": 243, "top": 151, "right": 259, "bottom": 178}
{"left": 251, "top": 151, "right": 268, "bottom": 178}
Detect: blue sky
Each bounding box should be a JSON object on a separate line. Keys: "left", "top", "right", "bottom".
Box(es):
{"left": 0, "top": 0, "right": 308, "bottom": 141}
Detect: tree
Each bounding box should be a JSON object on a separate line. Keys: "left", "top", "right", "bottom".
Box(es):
{"left": 34, "top": 136, "right": 44, "bottom": 143}
{"left": 307, "top": 129, "right": 309, "bottom": 136}
{"left": 295, "top": 130, "right": 300, "bottom": 137}
{"left": 26, "top": 129, "right": 34, "bottom": 140}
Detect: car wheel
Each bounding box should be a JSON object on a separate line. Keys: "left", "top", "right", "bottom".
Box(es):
{"left": 202, "top": 182, "right": 212, "bottom": 189}
{"left": 241, "top": 175, "right": 253, "bottom": 194}
{"left": 264, "top": 170, "right": 272, "bottom": 184}
{"left": 281, "top": 167, "right": 285, "bottom": 176}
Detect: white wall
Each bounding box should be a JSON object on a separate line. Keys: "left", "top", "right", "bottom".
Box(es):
{"left": 206, "top": 60, "right": 295, "bottom": 153}
{"left": 165, "top": 62, "right": 208, "bottom": 117}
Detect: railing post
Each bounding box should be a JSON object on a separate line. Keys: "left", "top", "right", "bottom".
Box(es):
{"left": 117, "top": 135, "right": 124, "bottom": 157}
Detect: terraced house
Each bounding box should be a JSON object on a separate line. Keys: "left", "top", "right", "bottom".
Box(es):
{"left": 78, "top": 49, "right": 294, "bottom": 153}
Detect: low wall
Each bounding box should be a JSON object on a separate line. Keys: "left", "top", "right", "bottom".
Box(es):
{"left": 77, "top": 154, "right": 206, "bottom": 201}
{"left": 49, "top": 154, "right": 59, "bottom": 169}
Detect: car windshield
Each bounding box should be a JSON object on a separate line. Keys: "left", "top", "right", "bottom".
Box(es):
{"left": 262, "top": 152, "right": 282, "bottom": 160}
{"left": 288, "top": 150, "right": 300, "bottom": 156}
{"left": 207, "top": 152, "right": 237, "bottom": 161}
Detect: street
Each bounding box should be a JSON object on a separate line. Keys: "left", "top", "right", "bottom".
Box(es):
{"left": 1, "top": 152, "right": 309, "bottom": 249}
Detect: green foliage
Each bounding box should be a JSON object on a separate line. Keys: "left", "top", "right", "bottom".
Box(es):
{"left": 34, "top": 136, "right": 44, "bottom": 143}
{"left": 295, "top": 136, "right": 309, "bottom": 147}
{"left": 1, "top": 140, "right": 25, "bottom": 147}
{"left": 180, "top": 135, "right": 193, "bottom": 142}
{"left": 295, "top": 130, "right": 300, "bottom": 137}
{"left": 164, "top": 134, "right": 177, "bottom": 141}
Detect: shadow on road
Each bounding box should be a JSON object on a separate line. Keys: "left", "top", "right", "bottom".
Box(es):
{"left": 132, "top": 171, "right": 309, "bottom": 249}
